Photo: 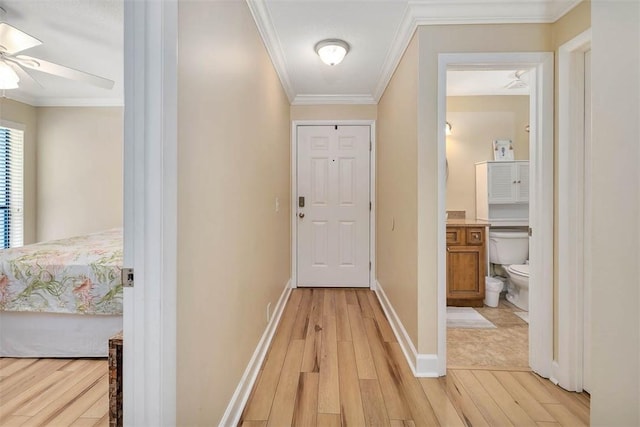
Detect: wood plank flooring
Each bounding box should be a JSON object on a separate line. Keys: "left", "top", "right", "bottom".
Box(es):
{"left": 0, "top": 358, "right": 108, "bottom": 426}
{"left": 240, "top": 288, "right": 590, "bottom": 426}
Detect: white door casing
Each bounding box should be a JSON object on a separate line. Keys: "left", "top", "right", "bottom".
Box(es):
{"left": 556, "top": 29, "right": 592, "bottom": 392}
{"left": 582, "top": 48, "right": 592, "bottom": 393}
{"left": 438, "top": 53, "right": 554, "bottom": 378}
{"left": 296, "top": 125, "right": 371, "bottom": 287}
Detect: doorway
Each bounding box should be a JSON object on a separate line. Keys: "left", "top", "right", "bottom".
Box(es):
{"left": 291, "top": 121, "right": 376, "bottom": 289}
{"left": 445, "top": 68, "right": 532, "bottom": 369}
{"left": 437, "top": 53, "right": 554, "bottom": 378}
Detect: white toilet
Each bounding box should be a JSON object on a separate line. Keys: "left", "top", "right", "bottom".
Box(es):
{"left": 488, "top": 229, "right": 530, "bottom": 311}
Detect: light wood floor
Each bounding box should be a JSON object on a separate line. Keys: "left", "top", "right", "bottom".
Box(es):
{"left": 0, "top": 358, "right": 108, "bottom": 426}
{"left": 241, "top": 288, "right": 590, "bottom": 426}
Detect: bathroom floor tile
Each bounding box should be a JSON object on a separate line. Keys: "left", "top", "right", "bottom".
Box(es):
{"left": 447, "top": 296, "right": 529, "bottom": 369}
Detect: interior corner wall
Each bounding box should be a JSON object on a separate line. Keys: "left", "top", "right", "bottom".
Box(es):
{"left": 590, "top": 1, "right": 639, "bottom": 424}
{"left": 551, "top": 0, "right": 591, "bottom": 361}
{"left": 176, "top": 1, "right": 291, "bottom": 424}
{"left": 36, "top": 107, "right": 123, "bottom": 242}
{"left": 446, "top": 95, "right": 530, "bottom": 218}
{"left": 290, "top": 104, "right": 377, "bottom": 121}
{"left": 0, "top": 98, "right": 37, "bottom": 245}
{"left": 376, "top": 33, "right": 419, "bottom": 347}
{"left": 417, "top": 24, "right": 552, "bottom": 354}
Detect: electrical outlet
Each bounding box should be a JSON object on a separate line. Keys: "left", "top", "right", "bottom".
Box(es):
{"left": 266, "top": 302, "right": 272, "bottom": 323}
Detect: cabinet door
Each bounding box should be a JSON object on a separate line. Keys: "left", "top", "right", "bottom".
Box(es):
{"left": 447, "top": 246, "right": 484, "bottom": 299}
{"left": 515, "top": 162, "right": 529, "bottom": 202}
{"left": 488, "top": 162, "right": 516, "bottom": 203}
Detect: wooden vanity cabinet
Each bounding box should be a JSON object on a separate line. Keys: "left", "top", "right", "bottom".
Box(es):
{"left": 446, "top": 225, "right": 486, "bottom": 307}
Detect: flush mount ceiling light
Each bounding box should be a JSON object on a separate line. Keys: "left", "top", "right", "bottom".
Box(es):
{"left": 315, "top": 39, "right": 350, "bottom": 66}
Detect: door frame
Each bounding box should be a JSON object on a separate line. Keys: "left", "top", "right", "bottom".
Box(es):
{"left": 437, "top": 52, "right": 554, "bottom": 377}
{"left": 291, "top": 120, "right": 376, "bottom": 289}
{"left": 123, "top": 0, "right": 177, "bottom": 425}
{"left": 556, "top": 29, "right": 592, "bottom": 391}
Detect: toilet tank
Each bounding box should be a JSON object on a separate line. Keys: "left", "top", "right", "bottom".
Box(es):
{"left": 489, "top": 229, "right": 529, "bottom": 265}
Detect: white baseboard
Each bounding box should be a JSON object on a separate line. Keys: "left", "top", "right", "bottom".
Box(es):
{"left": 550, "top": 360, "right": 561, "bottom": 386}
{"left": 374, "top": 280, "right": 440, "bottom": 377}
{"left": 219, "top": 280, "right": 292, "bottom": 427}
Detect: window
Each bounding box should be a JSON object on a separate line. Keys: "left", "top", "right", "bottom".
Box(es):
{"left": 0, "top": 125, "right": 23, "bottom": 248}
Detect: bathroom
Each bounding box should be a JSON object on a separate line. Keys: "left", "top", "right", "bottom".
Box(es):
{"left": 445, "top": 68, "right": 532, "bottom": 369}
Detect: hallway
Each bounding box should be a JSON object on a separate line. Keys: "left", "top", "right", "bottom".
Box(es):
{"left": 240, "top": 288, "right": 589, "bottom": 426}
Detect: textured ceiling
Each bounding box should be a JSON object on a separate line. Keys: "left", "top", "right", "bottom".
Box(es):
{"left": 1, "top": 0, "right": 579, "bottom": 106}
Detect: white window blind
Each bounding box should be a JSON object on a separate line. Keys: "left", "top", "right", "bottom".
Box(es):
{"left": 0, "top": 125, "right": 23, "bottom": 248}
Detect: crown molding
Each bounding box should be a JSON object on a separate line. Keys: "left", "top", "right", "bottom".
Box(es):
{"left": 246, "top": 0, "right": 296, "bottom": 103}
{"left": 4, "top": 94, "right": 124, "bottom": 107}
{"left": 373, "top": 4, "right": 416, "bottom": 101}
{"left": 251, "top": 0, "right": 582, "bottom": 104}
{"left": 292, "top": 94, "right": 377, "bottom": 105}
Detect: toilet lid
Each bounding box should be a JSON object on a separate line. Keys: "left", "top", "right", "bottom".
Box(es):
{"left": 509, "top": 264, "right": 530, "bottom": 277}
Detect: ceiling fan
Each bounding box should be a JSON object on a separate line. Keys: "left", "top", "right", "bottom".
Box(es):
{"left": 505, "top": 70, "right": 528, "bottom": 90}
{"left": 0, "top": 7, "right": 114, "bottom": 91}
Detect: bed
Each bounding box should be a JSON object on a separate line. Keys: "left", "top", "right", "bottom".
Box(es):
{"left": 0, "top": 228, "right": 123, "bottom": 357}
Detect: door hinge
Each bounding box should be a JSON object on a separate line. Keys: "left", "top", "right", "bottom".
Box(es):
{"left": 528, "top": 227, "right": 532, "bottom": 236}
{"left": 369, "top": 201, "right": 372, "bottom": 211}
{"left": 122, "top": 268, "right": 134, "bottom": 288}
{"left": 369, "top": 262, "right": 371, "bottom": 270}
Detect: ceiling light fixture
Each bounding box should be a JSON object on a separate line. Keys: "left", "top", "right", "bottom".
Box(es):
{"left": 0, "top": 61, "right": 19, "bottom": 89}
{"left": 315, "top": 39, "right": 349, "bottom": 66}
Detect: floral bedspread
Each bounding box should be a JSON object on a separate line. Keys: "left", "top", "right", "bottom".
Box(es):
{"left": 0, "top": 229, "right": 123, "bottom": 315}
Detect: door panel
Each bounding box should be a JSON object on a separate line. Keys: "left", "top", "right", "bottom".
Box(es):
{"left": 297, "top": 125, "right": 370, "bottom": 287}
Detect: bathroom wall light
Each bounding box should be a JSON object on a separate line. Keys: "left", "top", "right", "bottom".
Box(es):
{"left": 445, "top": 121, "right": 453, "bottom": 136}
{"left": 315, "top": 39, "right": 350, "bottom": 66}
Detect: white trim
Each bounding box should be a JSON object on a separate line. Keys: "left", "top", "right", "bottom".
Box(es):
{"left": 245, "top": 0, "right": 295, "bottom": 102}
{"left": 374, "top": 280, "right": 439, "bottom": 377}
{"left": 292, "top": 94, "right": 377, "bottom": 105}
{"left": 556, "top": 29, "right": 591, "bottom": 392}
{"left": 123, "top": 1, "right": 177, "bottom": 426}
{"left": 5, "top": 91, "right": 124, "bottom": 107}
{"left": 219, "top": 280, "right": 292, "bottom": 427}
{"left": 291, "top": 120, "right": 376, "bottom": 289}
{"left": 0, "top": 119, "right": 25, "bottom": 131}
{"left": 249, "top": 1, "right": 582, "bottom": 105}
{"left": 437, "top": 52, "right": 554, "bottom": 379}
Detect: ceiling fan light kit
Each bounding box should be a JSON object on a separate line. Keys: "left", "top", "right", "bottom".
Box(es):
{"left": 0, "top": 60, "right": 18, "bottom": 89}
{"left": 315, "top": 39, "right": 349, "bottom": 66}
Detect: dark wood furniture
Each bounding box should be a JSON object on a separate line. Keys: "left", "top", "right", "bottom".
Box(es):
{"left": 446, "top": 220, "right": 488, "bottom": 307}
{"left": 109, "top": 331, "right": 123, "bottom": 427}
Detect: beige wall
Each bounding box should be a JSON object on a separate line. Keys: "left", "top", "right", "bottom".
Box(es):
{"left": 417, "top": 23, "right": 551, "bottom": 354}
{"left": 590, "top": 1, "right": 639, "bottom": 424}
{"left": 376, "top": 33, "right": 420, "bottom": 346}
{"left": 176, "top": 1, "right": 291, "bottom": 424}
{"left": 0, "top": 98, "right": 37, "bottom": 245}
{"left": 551, "top": 1, "right": 591, "bottom": 360}
{"left": 291, "top": 104, "right": 377, "bottom": 121}
{"left": 36, "top": 107, "right": 123, "bottom": 242}
{"left": 446, "top": 96, "right": 529, "bottom": 218}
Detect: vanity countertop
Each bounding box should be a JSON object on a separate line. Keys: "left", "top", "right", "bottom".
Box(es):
{"left": 446, "top": 218, "right": 490, "bottom": 227}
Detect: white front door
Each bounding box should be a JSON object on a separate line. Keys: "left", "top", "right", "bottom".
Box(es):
{"left": 296, "top": 125, "right": 370, "bottom": 287}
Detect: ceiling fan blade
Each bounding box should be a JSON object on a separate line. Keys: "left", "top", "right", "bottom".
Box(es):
{"left": 12, "top": 62, "right": 44, "bottom": 88}
{"left": 12, "top": 54, "right": 114, "bottom": 90}
{"left": 0, "top": 23, "right": 42, "bottom": 55}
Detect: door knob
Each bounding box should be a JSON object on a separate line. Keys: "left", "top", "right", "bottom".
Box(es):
{"left": 299, "top": 212, "right": 305, "bottom": 218}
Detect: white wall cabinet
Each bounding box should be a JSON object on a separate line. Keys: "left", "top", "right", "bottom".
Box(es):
{"left": 476, "top": 161, "right": 529, "bottom": 226}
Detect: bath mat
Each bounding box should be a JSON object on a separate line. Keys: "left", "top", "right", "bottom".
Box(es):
{"left": 447, "top": 307, "right": 496, "bottom": 329}
{"left": 514, "top": 311, "right": 529, "bottom": 324}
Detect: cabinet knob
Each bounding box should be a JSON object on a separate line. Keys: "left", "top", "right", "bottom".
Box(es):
{"left": 513, "top": 180, "right": 517, "bottom": 184}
